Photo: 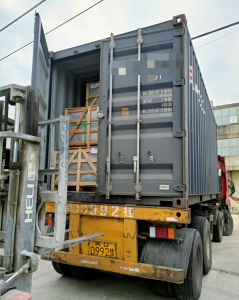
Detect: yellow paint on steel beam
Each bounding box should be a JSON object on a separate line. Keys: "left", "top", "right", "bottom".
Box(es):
{"left": 42, "top": 252, "right": 184, "bottom": 284}
{"left": 69, "top": 214, "right": 80, "bottom": 254}
{"left": 124, "top": 219, "right": 138, "bottom": 263}
{"left": 45, "top": 203, "right": 190, "bottom": 224}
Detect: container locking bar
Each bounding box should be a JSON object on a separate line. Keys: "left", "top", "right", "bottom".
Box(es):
{"left": 135, "top": 28, "right": 143, "bottom": 200}
{"left": 106, "top": 33, "right": 115, "bottom": 199}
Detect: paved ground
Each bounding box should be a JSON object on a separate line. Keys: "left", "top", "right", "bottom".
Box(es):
{"left": 32, "top": 215, "right": 239, "bottom": 300}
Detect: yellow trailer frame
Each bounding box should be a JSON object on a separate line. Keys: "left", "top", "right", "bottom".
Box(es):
{"left": 42, "top": 202, "right": 191, "bottom": 283}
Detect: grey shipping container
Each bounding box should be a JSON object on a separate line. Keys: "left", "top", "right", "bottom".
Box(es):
{"left": 32, "top": 13, "right": 218, "bottom": 206}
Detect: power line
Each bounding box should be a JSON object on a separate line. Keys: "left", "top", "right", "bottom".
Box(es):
{"left": 0, "top": 0, "right": 104, "bottom": 61}
{"left": 0, "top": 0, "right": 47, "bottom": 32}
{"left": 192, "top": 21, "right": 239, "bottom": 40}
{"left": 195, "top": 29, "right": 239, "bottom": 49}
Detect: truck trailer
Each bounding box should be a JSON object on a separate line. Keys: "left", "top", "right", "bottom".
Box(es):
{"left": 0, "top": 13, "right": 234, "bottom": 300}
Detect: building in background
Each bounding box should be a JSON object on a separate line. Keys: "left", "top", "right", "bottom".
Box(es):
{"left": 213, "top": 102, "right": 239, "bottom": 198}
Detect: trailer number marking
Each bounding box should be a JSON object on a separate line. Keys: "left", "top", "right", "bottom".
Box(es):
{"left": 112, "top": 206, "right": 119, "bottom": 217}
{"left": 66, "top": 204, "right": 135, "bottom": 218}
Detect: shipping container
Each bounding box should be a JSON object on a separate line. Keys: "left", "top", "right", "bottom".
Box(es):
{"left": 33, "top": 14, "right": 218, "bottom": 206}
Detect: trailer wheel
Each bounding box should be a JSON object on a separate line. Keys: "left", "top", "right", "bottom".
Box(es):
{"left": 213, "top": 210, "right": 223, "bottom": 242}
{"left": 191, "top": 216, "right": 212, "bottom": 274}
{"left": 72, "top": 266, "right": 100, "bottom": 280}
{"left": 174, "top": 230, "right": 203, "bottom": 300}
{"left": 223, "top": 212, "right": 234, "bottom": 236}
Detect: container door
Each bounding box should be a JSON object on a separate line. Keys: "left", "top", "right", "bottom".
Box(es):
{"left": 31, "top": 13, "right": 51, "bottom": 122}
{"left": 98, "top": 23, "right": 184, "bottom": 199}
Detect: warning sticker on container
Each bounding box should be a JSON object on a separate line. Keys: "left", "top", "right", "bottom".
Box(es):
{"left": 160, "top": 185, "right": 169, "bottom": 190}
{"left": 122, "top": 108, "right": 129, "bottom": 117}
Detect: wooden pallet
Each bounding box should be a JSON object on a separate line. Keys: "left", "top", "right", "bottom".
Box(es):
{"left": 51, "top": 148, "right": 97, "bottom": 191}
{"left": 65, "top": 104, "right": 98, "bottom": 148}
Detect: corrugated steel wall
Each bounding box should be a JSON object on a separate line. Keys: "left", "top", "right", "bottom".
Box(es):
{"left": 188, "top": 35, "right": 218, "bottom": 195}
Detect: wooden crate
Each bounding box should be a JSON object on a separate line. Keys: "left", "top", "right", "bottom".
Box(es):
{"left": 65, "top": 105, "right": 98, "bottom": 148}
{"left": 86, "top": 81, "right": 99, "bottom": 107}
{"left": 51, "top": 147, "right": 97, "bottom": 191}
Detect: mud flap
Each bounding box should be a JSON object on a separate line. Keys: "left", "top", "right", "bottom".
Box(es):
{"left": 140, "top": 228, "right": 197, "bottom": 278}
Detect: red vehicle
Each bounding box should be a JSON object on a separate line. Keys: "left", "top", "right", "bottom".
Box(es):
{"left": 218, "top": 155, "right": 235, "bottom": 236}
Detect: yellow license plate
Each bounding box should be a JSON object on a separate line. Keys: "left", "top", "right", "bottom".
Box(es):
{"left": 89, "top": 240, "right": 116, "bottom": 258}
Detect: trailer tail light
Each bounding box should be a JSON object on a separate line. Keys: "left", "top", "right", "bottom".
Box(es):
{"left": 156, "top": 227, "right": 168, "bottom": 238}
{"left": 168, "top": 228, "right": 175, "bottom": 239}
{"left": 48, "top": 214, "right": 54, "bottom": 226}
{"left": 149, "top": 227, "right": 174, "bottom": 240}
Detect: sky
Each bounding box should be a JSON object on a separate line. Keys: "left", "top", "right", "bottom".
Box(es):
{"left": 0, "top": 0, "right": 238, "bottom": 118}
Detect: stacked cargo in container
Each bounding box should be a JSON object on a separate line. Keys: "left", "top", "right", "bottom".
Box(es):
{"left": 32, "top": 13, "right": 218, "bottom": 207}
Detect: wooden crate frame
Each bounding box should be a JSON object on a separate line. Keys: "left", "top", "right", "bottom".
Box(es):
{"left": 65, "top": 104, "right": 98, "bottom": 148}
{"left": 51, "top": 148, "right": 97, "bottom": 191}
{"left": 86, "top": 81, "right": 99, "bottom": 107}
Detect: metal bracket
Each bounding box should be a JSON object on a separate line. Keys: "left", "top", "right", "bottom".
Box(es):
{"left": 118, "top": 152, "right": 124, "bottom": 164}
{"left": 174, "top": 28, "right": 185, "bottom": 36}
{"left": 135, "top": 183, "right": 142, "bottom": 193}
{"left": 173, "top": 198, "right": 188, "bottom": 209}
{"left": 174, "top": 185, "right": 186, "bottom": 192}
{"left": 148, "top": 151, "right": 153, "bottom": 163}
{"left": 97, "top": 111, "right": 105, "bottom": 119}
{"left": 137, "top": 28, "right": 143, "bottom": 44}
{"left": 21, "top": 250, "right": 38, "bottom": 273}
{"left": 110, "top": 33, "right": 116, "bottom": 49}
{"left": 174, "top": 78, "right": 185, "bottom": 86}
{"left": 173, "top": 131, "right": 186, "bottom": 138}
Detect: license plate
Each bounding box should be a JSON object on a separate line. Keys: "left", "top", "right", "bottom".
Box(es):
{"left": 89, "top": 240, "right": 116, "bottom": 258}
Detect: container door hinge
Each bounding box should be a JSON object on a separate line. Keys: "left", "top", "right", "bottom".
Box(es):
{"left": 174, "top": 28, "right": 185, "bottom": 36}
{"left": 173, "top": 131, "right": 186, "bottom": 138}
{"left": 118, "top": 152, "right": 124, "bottom": 164}
{"left": 174, "top": 184, "right": 186, "bottom": 192}
{"left": 147, "top": 151, "right": 153, "bottom": 163}
{"left": 174, "top": 78, "right": 185, "bottom": 86}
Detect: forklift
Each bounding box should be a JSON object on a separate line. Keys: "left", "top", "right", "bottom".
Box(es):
{"left": 0, "top": 84, "right": 103, "bottom": 299}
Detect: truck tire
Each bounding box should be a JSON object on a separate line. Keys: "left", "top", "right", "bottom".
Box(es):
{"left": 174, "top": 230, "right": 203, "bottom": 300}
{"left": 52, "top": 262, "right": 71, "bottom": 276}
{"left": 223, "top": 212, "right": 234, "bottom": 236}
{"left": 139, "top": 240, "right": 175, "bottom": 298}
{"left": 191, "top": 216, "right": 212, "bottom": 274}
{"left": 213, "top": 210, "right": 223, "bottom": 242}
{"left": 72, "top": 266, "right": 100, "bottom": 280}
{"left": 146, "top": 280, "right": 175, "bottom": 298}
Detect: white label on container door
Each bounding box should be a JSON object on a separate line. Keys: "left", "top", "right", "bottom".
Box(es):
{"left": 91, "top": 148, "right": 98, "bottom": 154}
{"left": 159, "top": 185, "right": 169, "bottom": 190}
